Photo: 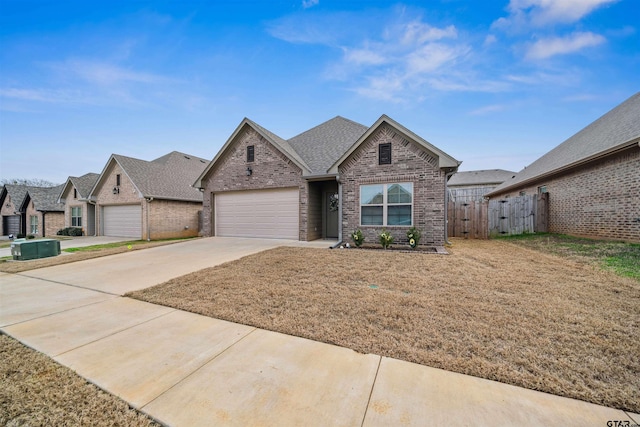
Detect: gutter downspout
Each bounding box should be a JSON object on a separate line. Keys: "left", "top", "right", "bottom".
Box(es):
{"left": 444, "top": 170, "right": 456, "bottom": 245}
{"left": 334, "top": 175, "right": 343, "bottom": 248}
{"left": 145, "top": 197, "right": 154, "bottom": 241}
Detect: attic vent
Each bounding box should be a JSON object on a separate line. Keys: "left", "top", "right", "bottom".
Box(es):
{"left": 184, "top": 155, "right": 191, "bottom": 159}
{"left": 200, "top": 160, "right": 206, "bottom": 163}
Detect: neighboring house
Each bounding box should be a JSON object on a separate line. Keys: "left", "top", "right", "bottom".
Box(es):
{"left": 448, "top": 169, "right": 516, "bottom": 203}
{"left": 487, "top": 92, "right": 640, "bottom": 242}
{"left": 194, "top": 115, "right": 460, "bottom": 246}
{"left": 0, "top": 184, "right": 28, "bottom": 236}
{"left": 57, "top": 172, "right": 100, "bottom": 235}
{"left": 88, "top": 151, "right": 210, "bottom": 240}
{"left": 19, "top": 185, "right": 65, "bottom": 238}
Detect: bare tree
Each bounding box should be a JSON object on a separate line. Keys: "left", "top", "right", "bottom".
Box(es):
{"left": 0, "top": 178, "right": 60, "bottom": 187}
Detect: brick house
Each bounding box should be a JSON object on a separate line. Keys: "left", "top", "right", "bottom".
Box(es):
{"left": 1, "top": 184, "right": 28, "bottom": 236}
{"left": 194, "top": 115, "right": 460, "bottom": 247}
{"left": 57, "top": 173, "right": 100, "bottom": 235}
{"left": 89, "top": 151, "right": 210, "bottom": 240}
{"left": 487, "top": 92, "right": 640, "bottom": 242}
{"left": 19, "top": 185, "right": 65, "bottom": 238}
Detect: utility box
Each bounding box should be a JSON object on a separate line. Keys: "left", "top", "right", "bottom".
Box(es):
{"left": 11, "top": 239, "right": 61, "bottom": 261}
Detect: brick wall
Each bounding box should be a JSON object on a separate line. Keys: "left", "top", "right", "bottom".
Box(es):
{"left": 60, "top": 184, "right": 90, "bottom": 234}
{"left": 95, "top": 161, "right": 143, "bottom": 236}
{"left": 201, "top": 126, "right": 308, "bottom": 239}
{"left": 339, "top": 124, "right": 447, "bottom": 247}
{"left": 491, "top": 146, "right": 640, "bottom": 242}
{"left": 148, "top": 199, "right": 201, "bottom": 239}
{"left": 43, "top": 212, "right": 65, "bottom": 237}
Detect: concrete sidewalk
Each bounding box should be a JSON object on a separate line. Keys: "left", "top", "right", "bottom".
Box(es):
{"left": 2, "top": 278, "right": 637, "bottom": 426}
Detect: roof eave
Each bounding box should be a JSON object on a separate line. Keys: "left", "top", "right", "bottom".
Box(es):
{"left": 487, "top": 139, "right": 640, "bottom": 197}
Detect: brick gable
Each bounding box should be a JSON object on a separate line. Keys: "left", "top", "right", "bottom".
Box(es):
{"left": 339, "top": 124, "right": 447, "bottom": 246}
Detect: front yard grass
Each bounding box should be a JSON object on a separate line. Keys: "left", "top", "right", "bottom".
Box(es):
{"left": 0, "top": 334, "right": 159, "bottom": 427}
{"left": 128, "top": 238, "right": 640, "bottom": 413}
{"left": 497, "top": 233, "right": 640, "bottom": 280}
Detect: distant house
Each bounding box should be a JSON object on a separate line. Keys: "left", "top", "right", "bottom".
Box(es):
{"left": 448, "top": 169, "right": 516, "bottom": 202}
{"left": 88, "top": 151, "right": 210, "bottom": 240}
{"left": 487, "top": 92, "right": 640, "bottom": 242}
{"left": 194, "top": 115, "right": 460, "bottom": 246}
{"left": 57, "top": 173, "right": 100, "bottom": 235}
{"left": 19, "top": 185, "right": 65, "bottom": 238}
{"left": 0, "top": 184, "right": 28, "bottom": 236}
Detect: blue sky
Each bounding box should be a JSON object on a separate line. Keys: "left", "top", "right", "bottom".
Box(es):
{"left": 1, "top": 0, "right": 638, "bottom": 183}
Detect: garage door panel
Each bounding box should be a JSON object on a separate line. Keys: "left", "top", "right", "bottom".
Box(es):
{"left": 3, "top": 215, "right": 20, "bottom": 236}
{"left": 103, "top": 205, "right": 142, "bottom": 239}
{"left": 216, "top": 189, "right": 298, "bottom": 239}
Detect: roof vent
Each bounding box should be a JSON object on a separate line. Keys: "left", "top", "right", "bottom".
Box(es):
{"left": 184, "top": 155, "right": 191, "bottom": 159}
{"left": 200, "top": 159, "right": 206, "bottom": 163}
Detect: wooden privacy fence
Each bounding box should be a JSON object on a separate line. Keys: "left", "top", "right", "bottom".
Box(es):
{"left": 447, "top": 193, "right": 548, "bottom": 239}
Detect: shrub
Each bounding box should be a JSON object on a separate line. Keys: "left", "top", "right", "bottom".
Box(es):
{"left": 17, "top": 233, "right": 25, "bottom": 239}
{"left": 406, "top": 226, "right": 421, "bottom": 249}
{"left": 26, "top": 235, "right": 35, "bottom": 239}
{"left": 379, "top": 229, "right": 394, "bottom": 249}
{"left": 57, "top": 227, "right": 83, "bottom": 236}
{"left": 350, "top": 229, "right": 364, "bottom": 247}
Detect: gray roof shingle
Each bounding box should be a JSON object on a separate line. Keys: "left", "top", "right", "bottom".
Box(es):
{"left": 24, "top": 185, "right": 66, "bottom": 212}
{"left": 489, "top": 92, "right": 640, "bottom": 195}
{"left": 288, "top": 116, "right": 368, "bottom": 174}
{"left": 1, "top": 184, "right": 28, "bottom": 209}
{"left": 68, "top": 173, "right": 100, "bottom": 199}
{"left": 111, "top": 151, "right": 209, "bottom": 201}
{"left": 448, "top": 169, "right": 516, "bottom": 187}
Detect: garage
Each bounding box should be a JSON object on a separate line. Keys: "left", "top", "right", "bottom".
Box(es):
{"left": 102, "top": 205, "right": 142, "bottom": 239}
{"left": 215, "top": 188, "right": 299, "bottom": 239}
{"left": 2, "top": 215, "right": 20, "bottom": 236}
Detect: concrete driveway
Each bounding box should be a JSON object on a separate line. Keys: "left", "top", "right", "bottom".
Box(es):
{"left": 1, "top": 237, "right": 636, "bottom": 426}
{"left": 17, "top": 237, "right": 333, "bottom": 295}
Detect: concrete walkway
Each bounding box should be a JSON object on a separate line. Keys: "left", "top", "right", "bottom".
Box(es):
{"left": 1, "top": 238, "right": 638, "bottom": 426}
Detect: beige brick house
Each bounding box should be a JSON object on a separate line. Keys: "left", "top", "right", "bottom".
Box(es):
{"left": 194, "top": 115, "right": 460, "bottom": 247}
{"left": 19, "top": 185, "right": 65, "bottom": 238}
{"left": 57, "top": 173, "right": 99, "bottom": 235}
{"left": 487, "top": 92, "right": 640, "bottom": 242}
{"left": 89, "top": 151, "right": 210, "bottom": 240}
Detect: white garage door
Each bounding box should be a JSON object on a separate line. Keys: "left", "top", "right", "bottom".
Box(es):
{"left": 103, "top": 205, "right": 142, "bottom": 239}
{"left": 216, "top": 188, "right": 299, "bottom": 239}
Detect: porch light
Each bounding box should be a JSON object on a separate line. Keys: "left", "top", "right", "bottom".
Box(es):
{"left": 112, "top": 187, "right": 120, "bottom": 194}
{"left": 246, "top": 167, "right": 252, "bottom": 176}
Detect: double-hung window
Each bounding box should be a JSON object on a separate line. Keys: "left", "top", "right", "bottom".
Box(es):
{"left": 360, "top": 183, "right": 413, "bottom": 226}
{"left": 71, "top": 206, "right": 82, "bottom": 227}
{"left": 30, "top": 215, "right": 38, "bottom": 234}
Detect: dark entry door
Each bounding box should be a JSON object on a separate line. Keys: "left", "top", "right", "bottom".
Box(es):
{"left": 325, "top": 192, "right": 339, "bottom": 239}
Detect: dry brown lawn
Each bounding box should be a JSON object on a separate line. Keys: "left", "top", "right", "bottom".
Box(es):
{"left": 128, "top": 239, "right": 640, "bottom": 413}
{"left": 0, "top": 334, "right": 159, "bottom": 427}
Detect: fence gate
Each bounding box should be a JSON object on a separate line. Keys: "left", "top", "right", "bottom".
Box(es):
{"left": 488, "top": 193, "right": 548, "bottom": 237}
{"left": 447, "top": 200, "right": 489, "bottom": 239}
{"left": 447, "top": 193, "right": 548, "bottom": 239}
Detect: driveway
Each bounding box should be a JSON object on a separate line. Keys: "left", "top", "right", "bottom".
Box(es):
{"left": 13, "top": 237, "right": 335, "bottom": 295}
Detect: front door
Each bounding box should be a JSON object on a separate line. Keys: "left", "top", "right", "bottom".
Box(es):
{"left": 325, "top": 192, "right": 339, "bottom": 239}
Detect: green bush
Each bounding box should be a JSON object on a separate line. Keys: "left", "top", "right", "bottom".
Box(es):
{"left": 57, "top": 227, "right": 83, "bottom": 236}
{"left": 26, "top": 235, "right": 35, "bottom": 239}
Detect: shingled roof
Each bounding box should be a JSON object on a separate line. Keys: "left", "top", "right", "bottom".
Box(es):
{"left": 195, "top": 114, "right": 459, "bottom": 187}
{"left": 22, "top": 185, "right": 65, "bottom": 212}
{"left": 58, "top": 173, "right": 100, "bottom": 202}
{"left": 1, "top": 184, "right": 28, "bottom": 209}
{"left": 489, "top": 92, "right": 640, "bottom": 196}
{"left": 92, "top": 151, "right": 210, "bottom": 202}
{"left": 448, "top": 169, "right": 516, "bottom": 187}
{"left": 288, "top": 116, "right": 368, "bottom": 174}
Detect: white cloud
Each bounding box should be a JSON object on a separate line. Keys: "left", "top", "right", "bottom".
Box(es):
{"left": 302, "top": 0, "right": 319, "bottom": 9}
{"left": 525, "top": 32, "right": 606, "bottom": 59}
{"left": 469, "top": 104, "right": 507, "bottom": 116}
{"left": 48, "top": 60, "right": 172, "bottom": 86}
{"left": 494, "top": 0, "right": 618, "bottom": 29}
{"left": 343, "top": 48, "right": 387, "bottom": 66}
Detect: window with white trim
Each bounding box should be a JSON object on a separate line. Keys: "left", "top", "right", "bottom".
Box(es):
{"left": 72, "top": 206, "right": 82, "bottom": 227}
{"left": 360, "top": 182, "right": 413, "bottom": 226}
{"left": 30, "top": 215, "right": 38, "bottom": 234}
